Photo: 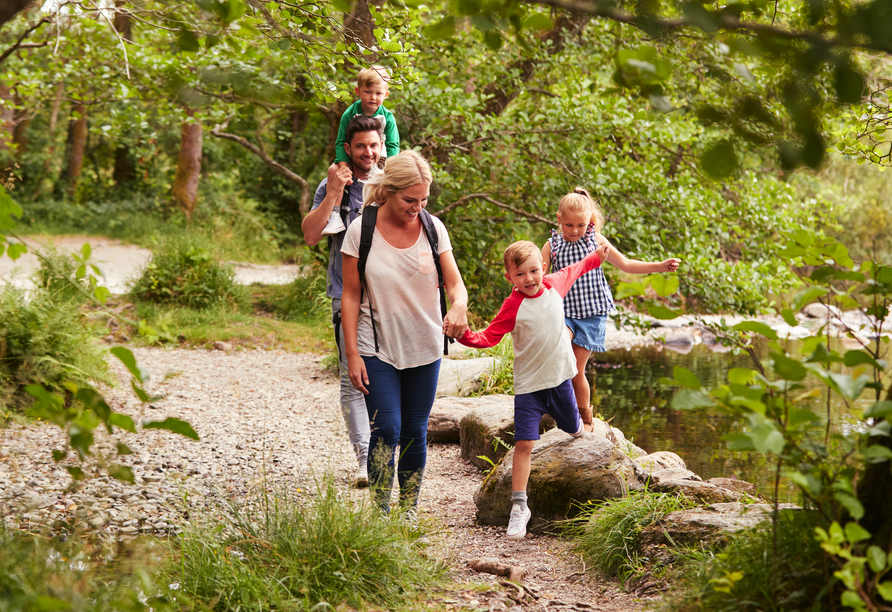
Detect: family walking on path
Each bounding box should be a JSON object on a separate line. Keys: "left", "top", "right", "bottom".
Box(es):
{"left": 303, "top": 64, "right": 681, "bottom": 539}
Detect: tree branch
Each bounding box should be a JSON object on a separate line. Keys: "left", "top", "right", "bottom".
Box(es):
{"left": 210, "top": 120, "right": 311, "bottom": 213}
{"left": 0, "top": 15, "right": 49, "bottom": 65}
{"left": 433, "top": 193, "right": 553, "bottom": 225}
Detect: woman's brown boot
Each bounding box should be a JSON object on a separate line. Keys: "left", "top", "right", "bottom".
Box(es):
{"left": 579, "top": 406, "right": 594, "bottom": 432}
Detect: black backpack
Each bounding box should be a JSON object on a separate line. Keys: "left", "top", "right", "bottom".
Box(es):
{"left": 357, "top": 205, "right": 454, "bottom": 356}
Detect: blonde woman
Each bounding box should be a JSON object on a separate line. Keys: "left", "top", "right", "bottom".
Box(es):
{"left": 340, "top": 150, "right": 468, "bottom": 516}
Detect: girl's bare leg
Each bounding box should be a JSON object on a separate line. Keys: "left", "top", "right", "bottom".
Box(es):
{"left": 571, "top": 342, "right": 594, "bottom": 431}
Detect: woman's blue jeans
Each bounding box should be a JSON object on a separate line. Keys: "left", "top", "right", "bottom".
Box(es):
{"left": 362, "top": 356, "right": 440, "bottom": 513}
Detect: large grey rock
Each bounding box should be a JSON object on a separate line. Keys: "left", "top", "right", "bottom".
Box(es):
{"left": 459, "top": 399, "right": 556, "bottom": 469}
{"left": 640, "top": 502, "right": 799, "bottom": 549}
{"left": 591, "top": 419, "right": 647, "bottom": 458}
{"left": 429, "top": 395, "right": 512, "bottom": 444}
{"left": 802, "top": 303, "right": 842, "bottom": 320}
{"left": 635, "top": 451, "right": 686, "bottom": 473}
{"left": 474, "top": 429, "right": 645, "bottom": 532}
{"left": 437, "top": 357, "right": 499, "bottom": 397}
{"left": 649, "top": 478, "right": 743, "bottom": 504}
{"left": 459, "top": 399, "right": 518, "bottom": 470}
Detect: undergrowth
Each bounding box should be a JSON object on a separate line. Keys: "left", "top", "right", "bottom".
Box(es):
{"left": 130, "top": 233, "right": 247, "bottom": 309}
{"left": 468, "top": 336, "right": 515, "bottom": 396}
{"left": 665, "top": 509, "right": 832, "bottom": 612}
{"left": 0, "top": 285, "right": 111, "bottom": 410}
{"left": 168, "top": 478, "right": 445, "bottom": 611}
{"left": 568, "top": 489, "right": 697, "bottom": 586}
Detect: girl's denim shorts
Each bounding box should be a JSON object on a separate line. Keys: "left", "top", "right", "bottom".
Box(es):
{"left": 565, "top": 314, "right": 608, "bottom": 352}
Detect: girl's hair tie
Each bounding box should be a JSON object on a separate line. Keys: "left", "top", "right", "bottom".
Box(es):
{"left": 573, "top": 188, "right": 586, "bottom": 195}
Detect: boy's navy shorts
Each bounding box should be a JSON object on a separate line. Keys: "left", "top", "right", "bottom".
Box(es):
{"left": 514, "top": 379, "right": 582, "bottom": 441}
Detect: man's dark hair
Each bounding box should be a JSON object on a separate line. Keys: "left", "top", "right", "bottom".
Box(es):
{"left": 345, "top": 115, "right": 384, "bottom": 147}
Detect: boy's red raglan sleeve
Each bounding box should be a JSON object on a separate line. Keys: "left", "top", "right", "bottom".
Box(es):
{"left": 459, "top": 292, "right": 522, "bottom": 349}
{"left": 546, "top": 250, "right": 603, "bottom": 298}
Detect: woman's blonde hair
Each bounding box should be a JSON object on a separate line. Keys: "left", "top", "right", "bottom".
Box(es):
{"left": 362, "top": 150, "right": 433, "bottom": 209}
{"left": 558, "top": 186, "right": 604, "bottom": 232}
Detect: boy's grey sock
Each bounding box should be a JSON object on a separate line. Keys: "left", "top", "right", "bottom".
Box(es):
{"left": 511, "top": 491, "right": 528, "bottom": 512}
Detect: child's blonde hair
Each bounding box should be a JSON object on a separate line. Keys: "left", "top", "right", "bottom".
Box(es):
{"left": 503, "top": 240, "right": 542, "bottom": 272}
{"left": 558, "top": 187, "right": 604, "bottom": 232}
{"left": 362, "top": 150, "right": 432, "bottom": 208}
{"left": 357, "top": 65, "right": 391, "bottom": 89}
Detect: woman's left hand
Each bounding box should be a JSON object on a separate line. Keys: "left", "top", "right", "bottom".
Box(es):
{"left": 443, "top": 304, "right": 468, "bottom": 340}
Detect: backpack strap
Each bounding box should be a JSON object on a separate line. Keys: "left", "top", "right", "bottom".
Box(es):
{"left": 357, "top": 205, "right": 380, "bottom": 353}
{"left": 419, "top": 209, "right": 453, "bottom": 356}
{"left": 326, "top": 181, "right": 355, "bottom": 251}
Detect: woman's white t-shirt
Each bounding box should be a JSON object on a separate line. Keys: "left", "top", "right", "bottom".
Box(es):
{"left": 341, "top": 209, "right": 452, "bottom": 370}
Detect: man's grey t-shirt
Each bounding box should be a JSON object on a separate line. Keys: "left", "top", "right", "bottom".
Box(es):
{"left": 310, "top": 177, "right": 364, "bottom": 299}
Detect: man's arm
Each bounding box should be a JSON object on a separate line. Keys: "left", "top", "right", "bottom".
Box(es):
{"left": 458, "top": 292, "right": 521, "bottom": 349}
{"left": 301, "top": 164, "right": 352, "bottom": 246}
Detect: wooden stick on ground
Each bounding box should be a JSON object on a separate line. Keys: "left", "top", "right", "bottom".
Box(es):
{"left": 467, "top": 557, "right": 527, "bottom": 584}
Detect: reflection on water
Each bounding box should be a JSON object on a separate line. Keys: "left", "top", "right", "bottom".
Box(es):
{"left": 590, "top": 343, "right": 803, "bottom": 500}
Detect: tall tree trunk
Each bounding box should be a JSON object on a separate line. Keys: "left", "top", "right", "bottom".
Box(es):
{"left": 0, "top": 0, "right": 34, "bottom": 28}
{"left": 111, "top": 1, "right": 135, "bottom": 186}
{"left": 65, "top": 103, "right": 87, "bottom": 197}
{"left": 0, "top": 82, "right": 15, "bottom": 168}
{"left": 343, "top": 0, "right": 378, "bottom": 56}
{"left": 171, "top": 108, "right": 202, "bottom": 221}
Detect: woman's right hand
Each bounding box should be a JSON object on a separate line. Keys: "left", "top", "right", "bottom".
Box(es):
{"left": 347, "top": 354, "right": 370, "bottom": 395}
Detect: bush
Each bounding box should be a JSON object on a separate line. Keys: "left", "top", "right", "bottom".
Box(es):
{"left": 130, "top": 233, "right": 247, "bottom": 309}
{"left": 666, "top": 510, "right": 832, "bottom": 612}
{"left": 168, "top": 479, "right": 445, "bottom": 611}
{"left": 33, "top": 245, "right": 92, "bottom": 303}
{"left": 251, "top": 266, "right": 329, "bottom": 322}
{"left": 0, "top": 286, "right": 110, "bottom": 410}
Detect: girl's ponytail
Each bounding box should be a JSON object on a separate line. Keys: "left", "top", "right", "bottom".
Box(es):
{"left": 558, "top": 186, "right": 604, "bottom": 232}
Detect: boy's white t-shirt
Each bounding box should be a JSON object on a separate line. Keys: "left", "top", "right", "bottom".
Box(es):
{"left": 341, "top": 210, "right": 452, "bottom": 370}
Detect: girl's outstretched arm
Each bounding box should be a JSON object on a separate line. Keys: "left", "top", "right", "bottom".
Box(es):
{"left": 597, "top": 234, "right": 680, "bottom": 274}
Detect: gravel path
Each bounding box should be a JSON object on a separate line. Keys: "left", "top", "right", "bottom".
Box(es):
{"left": 0, "top": 346, "right": 653, "bottom": 611}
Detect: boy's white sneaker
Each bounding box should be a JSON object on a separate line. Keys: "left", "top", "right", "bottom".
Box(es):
{"left": 320, "top": 209, "right": 346, "bottom": 237}
{"left": 506, "top": 504, "right": 531, "bottom": 541}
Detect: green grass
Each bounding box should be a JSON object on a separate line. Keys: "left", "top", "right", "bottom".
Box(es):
{"left": 0, "top": 525, "right": 178, "bottom": 612}
{"left": 167, "top": 478, "right": 447, "bottom": 611}
{"left": 665, "top": 509, "right": 832, "bottom": 612}
{"left": 467, "top": 336, "right": 515, "bottom": 396}
{"left": 567, "top": 489, "right": 697, "bottom": 587}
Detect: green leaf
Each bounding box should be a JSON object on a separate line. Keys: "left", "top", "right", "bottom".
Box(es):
{"left": 844, "top": 521, "right": 871, "bottom": 543}
{"left": 829, "top": 372, "right": 869, "bottom": 400}
{"left": 835, "top": 491, "right": 865, "bottom": 520}
{"left": 523, "top": 13, "right": 553, "bottom": 30}
{"left": 278, "top": 39, "right": 291, "bottom": 50}
{"left": 723, "top": 432, "right": 756, "bottom": 451}
{"left": 843, "top": 350, "right": 886, "bottom": 370}
{"left": 111, "top": 346, "right": 147, "bottom": 383}
{"left": 863, "top": 445, "right": 892, "bottom": 462}
{"left": 176, "top": 30, "right": 201, "bottom": 52}
{"left": 792, "top": 287, "right": 829, "bottom": 312}
{"left": 671, "top": 388, "right": 713, "bottom": 410}
{"left": 700, "top": 139, "right": 738, "bottom": 179}
{"left": 750, "top": 424, "right": 785, "bottom": 454}
{"left": 6, "top": 242, "right": 26, "bottom": 260}
{"left": 673, "top": 366, "right": 702, "bottom": 390}
{"left": 835, "top": 61, "right": 865, "bottom": 104}
{"left": 615, "top": 281, "right": 646, "bottom": 299}
{"left": 331, "top": 0, "right": 351, "bottom": 11}
{"left": 867, "top": 546, "right": 888, "bottom": 573}
{"left": 32, "top": 596, "right": 72, "bottom": 611}
{"left": 107, "top": 464, "right": 135, "bottom": 483}
{"left": 877, "top": 580, "right": 892, "bottom": 602}
{"left": 771, "top": 353, "right": 807, "bottom": 381}
{"left": 471, "top": 14, "right": 497, "bottom": 30}
{"left": 732, "top": 321, "right": 778, "bottom": 340}
{"left": 728, "top": 368, "right": 756, "bottom": 385}
{"left": 482, "top": 30, "right": 502, "bottom": 50}
{"left": 780, "top": 308, "right": 798, "bottom": 327}
{"left": 52, "top": 449, "right": 67, "bottom": 462}
{"left": 423, "top": 16, "right": 455, "bottom": 39}
{"left": 109, "top": 413, "right": 137, "bottom": 433}
{"left": 865, "top": 401, "right": 892, "bottom": 418}
{"left": 116, "top": 443, "right": 134, "bottom": 455}
{"left": 646, "top": 302, "right": 681, "bottom": 320}
{"left": 143, "top": 418, "right": 199, "bottom": 441}
{"left": 66, "top": 466, "right": 86, "bottom": 481}
{"left": 93, "top": 286, "right": 110, "bottom": 304}
{"left": 648, "top": 274, "right": 679, "bottom": 297}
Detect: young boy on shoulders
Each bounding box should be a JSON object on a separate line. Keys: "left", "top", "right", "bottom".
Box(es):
{"left": 457, "top": 239, "right": 609, "bottom": 540}
{"left": 321, "top": 65, "right": 401, "bottom": 237}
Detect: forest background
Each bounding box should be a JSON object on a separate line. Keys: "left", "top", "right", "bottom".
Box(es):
{"left": 2, "top": 0, "right": 891, "bottom": 318}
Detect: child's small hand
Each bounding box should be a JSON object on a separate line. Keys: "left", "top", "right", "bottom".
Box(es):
{"left": 662, "top": 258, "right": 680, "bottom": 273}
{"left": 596, "top": 242, "right": 610, "bottom": 265}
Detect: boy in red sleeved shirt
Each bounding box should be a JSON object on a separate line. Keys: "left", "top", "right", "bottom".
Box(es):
{"left": 458, "top": 239, "right": 609, "bottom": 540}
